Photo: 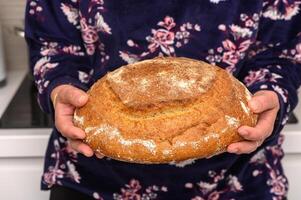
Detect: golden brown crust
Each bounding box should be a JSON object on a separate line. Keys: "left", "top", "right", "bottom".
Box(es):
{"left": 73, "top": 57, "right": 257, "bottom": 164}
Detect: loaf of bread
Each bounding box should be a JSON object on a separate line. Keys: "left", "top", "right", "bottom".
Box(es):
{"left": 73, "top": 57, "right": 257, "bottom": 164}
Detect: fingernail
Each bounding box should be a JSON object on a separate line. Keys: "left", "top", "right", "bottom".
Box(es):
{"left": 95, "top": 153, "right": 105, "bottom": 159}
{"left": 228, "top": 148, "right": 238, "bottom": 153}
{"left": 84, "top": 151, "right": 93, "bottom": 157}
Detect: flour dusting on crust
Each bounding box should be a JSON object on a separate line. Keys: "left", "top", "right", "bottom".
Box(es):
{"left": 85, "top": 124, "right": 157, "bottom": 154}
{"left": 162, "top": 149, "right": 172, "bottom": 156}
{"left": 244, "top": 87, "right": 252, "bottom": 100}
{"left": 240, "top": 101, "right": 251, "bottom": 115}
{"left": 85, "top": 124, "right": 120, "bottom": 140}
{"left": 119, "top": 138, "right": 157, "bottom": 154}
{"left": 138, "top": 78, "right": 151, "bottom": 92}
{"left": 73, "top": 111, "right": 85, "bottom": 125}
{"left": 225, "top": 115, "right": 240, "bottom": 128}
{"left": 203, "top": 133, "right": 220, "bottom": 142}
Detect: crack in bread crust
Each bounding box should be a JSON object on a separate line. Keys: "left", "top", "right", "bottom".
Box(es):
{"left": 74, "top": 57, "right": 257, "bottom": 164}
{"left": 106, "top": 57, "right": 216, "bottom": 109}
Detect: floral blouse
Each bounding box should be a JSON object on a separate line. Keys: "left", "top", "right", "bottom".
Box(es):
{"left": 25, "top": 0, "right": 301, "bottom": 199}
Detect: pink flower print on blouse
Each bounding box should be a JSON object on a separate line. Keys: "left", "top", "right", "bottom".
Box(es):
{"left": 206, "top": 13, "right": 259, "bottom": 73}
{"left": 243, "top": 67, "right": 283, "bottom": 87}
{"left": 157, "top": 15, "right": 176, "bottom": 30}
{"left": 266, "top": 145, "right": 284, "bottom": 165}
{"left": 78, "top": 0, "right": 111, "bottom": 66}
{"left": 280, "top": 42, "right": 301, "bottom": 64}
{"left": 262, "top": 0, "right": 301, "bottom": 20}
{"left": 40, "top": 39, "right": 85, "bottom": 57}
{"left": 221, "top": 39, "right": 251, "bottom": 72}
{"left": 266, "top": 163, "right": 288, "bottom": 199}
{"left": 33, "top": 57, "right": 58, "bottom": 94}
{"left": 185, "top": 170, "right": 243, "bottom": 200}
{"left": 28, "top": 0, "right": 43, "bottom": 17}
{"left": 42, "top": 137, "right": 81, "bottom": 188}
{"left": 249, "top": 135, "right": 288, "bottom": 199}
{"left": 78, "top": 69, "right": 94, "bottom": 84}
{"left": 61, "top": 3, "right": 80, "bottom": 28}
{"left": 109, "top": 179, "right": 168, "bottom": 200}
{"left": 80, "top": 17, "right": 99, "bottom": 55}
{"left": 33, "top": 38, "right": 85, "bottom": 94}
{"left": 33, "top": 57, "right": 58, "bottom": 79}
{"left": 147, "top": 29, "right": 176, "bottom": 55}
{"left": 147, "top": 16, "right": 176, "bottom": 55}
{"left": 119, "top": 16, "right": 201, "bottom": 64}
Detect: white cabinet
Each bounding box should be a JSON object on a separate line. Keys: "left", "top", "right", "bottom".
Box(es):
{"left": 0, "top": 158, "right": 49, "bottom": 200}
{"left": 0, "top": 129, "right": 51, "bottom": 200}
{"left": 283, "top": 154, "right": 301, "bottom": 200}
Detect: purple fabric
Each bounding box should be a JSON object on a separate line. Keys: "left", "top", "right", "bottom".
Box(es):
{"left": 25, "top": 0, "right": 301, "bottom": 199}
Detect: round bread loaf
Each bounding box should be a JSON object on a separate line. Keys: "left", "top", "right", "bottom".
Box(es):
{"left": 73, "top": 57, "right": 257, "bottom": 164}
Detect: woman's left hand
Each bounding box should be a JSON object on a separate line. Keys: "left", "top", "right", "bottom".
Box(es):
{"left": 227, "top": 90, "right": 280, "bottom": 154}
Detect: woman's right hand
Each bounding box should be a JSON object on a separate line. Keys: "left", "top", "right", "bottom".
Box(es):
{"left": 51, "top": 85, "right": 104, "bottom": 158}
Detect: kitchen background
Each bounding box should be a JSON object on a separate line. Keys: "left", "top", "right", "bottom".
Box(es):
{"left": 0, "top": 0, "right": 27, "bottom": 71}
{"left": 0, "top": 1, "right": 300, "bottom": 200}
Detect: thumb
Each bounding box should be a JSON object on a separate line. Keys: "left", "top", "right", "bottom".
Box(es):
{"left": 248, "top": 90, "right": 279, "bottom": 113}
{"left": 56, "top": 85, "right": 88, "bottom": 107}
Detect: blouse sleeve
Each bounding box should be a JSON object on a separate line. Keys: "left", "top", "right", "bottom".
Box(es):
{"left": 25, "top": 0, "right": 94, "bottom": 113}
{"left": 238, "top": 3, "right": 301, "bottom": 141}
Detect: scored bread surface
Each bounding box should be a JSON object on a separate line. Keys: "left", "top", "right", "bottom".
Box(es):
{"left": 74, "top": 57, "right": 257, "bottom": 164}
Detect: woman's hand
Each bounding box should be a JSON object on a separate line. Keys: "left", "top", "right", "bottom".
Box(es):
{"left": 227, "top": 90, "right": 280, "bottom": 154}
{"left": 51, "top": 85, "right": 104, "bottom": 158}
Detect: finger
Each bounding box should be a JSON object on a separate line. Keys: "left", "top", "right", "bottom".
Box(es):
{"left": 95, "top": 152, "right": 105, "bottom": 159}
{"left": 58, "top": 85, "right": 88, "bottom": 107}
{"left": 55, "top": 103, "right": 86, "bottom": 139}
{"left": 248, "top": 91, "right": 279, "bottom": 113}
{"left": 69, "top": 139, "right": 94, "bottom": 157}
{"left": 238, "top": 108, "right": 277, "bottom": 141}
{"left": 227, "top": 140, "right": 262, "bottom": 154}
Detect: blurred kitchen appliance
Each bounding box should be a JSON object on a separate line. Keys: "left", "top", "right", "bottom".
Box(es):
{"left": 0, "top": 22, "right": 7, "bottom": 87}
{"left": 0, "top": 26, "right": 53, "bottom": 128}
